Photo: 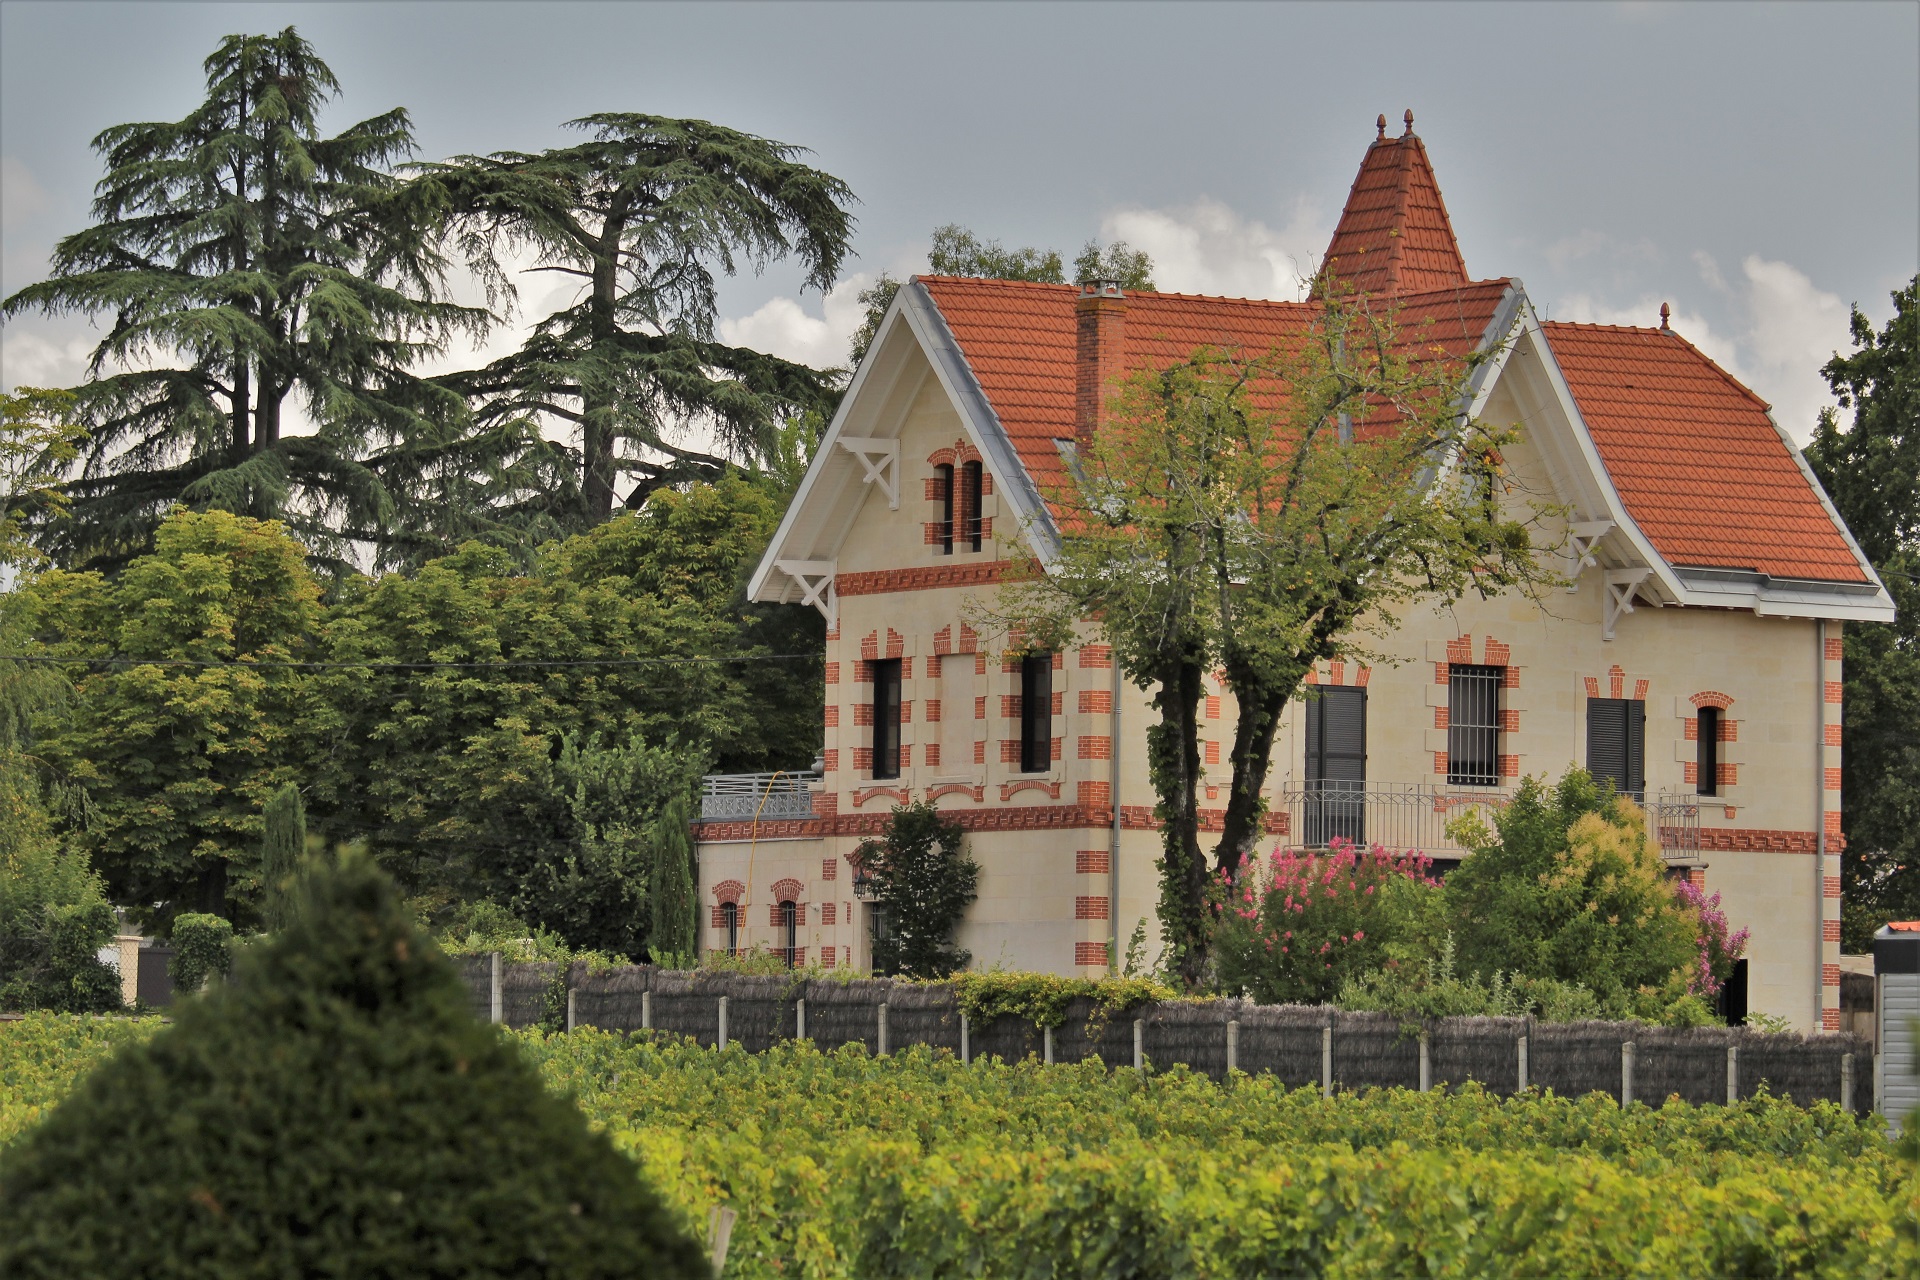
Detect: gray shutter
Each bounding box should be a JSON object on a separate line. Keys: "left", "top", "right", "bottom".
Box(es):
{"left": 1586, "top": 697, "right": 1644, "bottom": 798}
{"left": 1305, "top": 688, "right": 1367, "bottom": 784}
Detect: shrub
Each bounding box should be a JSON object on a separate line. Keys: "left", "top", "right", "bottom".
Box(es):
{"left": 0, "top": 850, "right": 707, "bottom": 1278}
{"left": 1674, "top": 877, "right": 1749, "bottom": 997}
{"left": 648, "top": 792, "right": 697, "bottom": 962}
{"left": 1337, "top": 933, "right": 1603, "bottom": 1023}
{"left": 1211, "top": 838, "right": 1441, "bottom": 1004}
{"left": 0, "top": 755, "right": 120, "bottom": 1013}
{"left": 856, "top": 802, "right": 979, "bottom": 978}
{"left": 166, "top": 912, "right": 233, "bottom": 995}
{"left": 257, "top": 781, "right": 305, "bottom": 931}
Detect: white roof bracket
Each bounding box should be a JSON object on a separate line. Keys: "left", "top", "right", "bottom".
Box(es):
{"left": 836, "top": 437, "right": 900, "bottom": 510}
{"left": 775, "top": 559, "right": 837, "bottom": 628}
{"left": 1603, "top": 567, "right": 1654, "bottom": 641}
{"left": 1567, "top": 519, "right": 1616, "bottom": 593}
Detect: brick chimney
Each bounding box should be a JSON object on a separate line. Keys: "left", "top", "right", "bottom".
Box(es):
{"left": 1075, "top": 281, "right": 1127, "bottom": 444}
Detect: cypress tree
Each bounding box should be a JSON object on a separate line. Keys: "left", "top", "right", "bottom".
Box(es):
{"left": 259, "top": 782, "right": 306, "bottom": 931}
{"left": 0, "top": 850, "right": 707, "bottom": 1277}
{"left": 648, "top": 794, "right": 698, "bottom": 962}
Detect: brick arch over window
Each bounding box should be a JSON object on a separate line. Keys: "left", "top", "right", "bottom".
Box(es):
{"left": 927, "top": 439, "right": 983, "bottom": 468}
{"left": 1582, "top": 663, "right": 1649, "bottom": 703}
{"left": 711, "top": 880, "right": 745, "bottom": 905}
{"left": 1690, "top": 690, "right": 1734, "bottom": 710}
{"left": 771, "top": 878, "right": 805, "bottom": 903}
{"left": 1304, "top": 659, "right": 1372, "bottom": 687}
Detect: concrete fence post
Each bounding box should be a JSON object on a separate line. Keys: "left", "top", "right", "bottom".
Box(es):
{"left": 1873, "top": 1051, "right": 1881, "bottom": 1117}
{"left": 1133, "top": 1018, "right": 1144, "bottom": 1072}
{"left": 1322, "top": 1025, "right": 1334, "bottom": 1098}
{"left": 717, "top": 996, "right": 729, "bottom": 1050}
{"left": 1621, "top": 1041, "right": 1636, "bottom": 1108}
{"left": 1418, "top": 1030, "right": 1431, "bottom": 1093}
{"left": 796, "top": 997, "right": 807, "bottom": 1041}
{"left": 1226, "top": 1020, "right": 1239, "bottom": 1074}
{"left": 1517, "top": 1035, "right": 1529, "bottom": 1092}
{"left": 878, "top": 1002, "right": 889, "bottom": 1057}
{"left": 641, "top": 990, "right": 652, "bottom": 1031}
{"left": 489, "top": 952, "right": 503, "bottom": 1025}
{"left": 115, "top": 934, "right": 141, "bottom": 1008}
{"left": 960, "top": 1012, "right": 970, "bottom": 1065}
{"left": 566, "top": 987, "right": 576, "bottom": 1033}
{"left": 1842, "top": 1052, "right": 1855, "bottom": 1113}
{"left": 1043, "top": 1024, "right": 1054, "bottom": 1065}
{"left": 1726, "top": 1044, "right": 1739, "bottom": 1105}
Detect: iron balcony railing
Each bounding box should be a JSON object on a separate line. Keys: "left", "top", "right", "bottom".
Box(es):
{"left": 1270, "top": 782, "right": 1703, "bottom": 862}
{"left": 700, "top": 771, "right": 819, "bottom": 822}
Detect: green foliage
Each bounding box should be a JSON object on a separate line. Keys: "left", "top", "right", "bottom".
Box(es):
{"left": 0, "top": 749, "right": 120, "bottom": 1013}
{"left": 648, "top": 794, "right": 697, "bottom": 962}
{"left": 258, "top": 783, "right": 306, "bottom": 932}
{"left": 0, "top": 28, "right": 485, "bottom": 571}
{"left": 927, "top": 224, "right": 1066, "bottom": 283}
{"left": 1444, "top": 772, "right": 1702, "bottom": 1013}
{"left": 856, "top": 803, "right": 979, "bottom": 978}
{"left": 1806, "top": 276, "right": 1920, "bottom": 947}
{"left": 948, "top": 971, "right": 1173, "bottom": 1031}
{"left": 1072, "top": 239, "right": 1156, "bottom": 290}
{"left": 0, "top": 388, "right": 85, "bottom": 574}
{"left": 166, "top": 913, "right": 233, "bottom": 994}
{"left": 0, "top": 852, "right": 707, "bottom": 1277}
{"left": 1338, "top": 934, "right": 1603, "bottom": 1025}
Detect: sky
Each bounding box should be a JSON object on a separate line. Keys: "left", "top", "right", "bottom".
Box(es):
{"left": 3, "top": 0, "right": 1917, "bottom": 446}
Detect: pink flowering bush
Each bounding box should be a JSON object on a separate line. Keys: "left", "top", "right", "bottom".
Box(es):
{"left": 1210, "top": 838, "right": 1442, "bottom": 1005}
{"left": 1673, "top": 877, "right": 1749, "bottom": 998}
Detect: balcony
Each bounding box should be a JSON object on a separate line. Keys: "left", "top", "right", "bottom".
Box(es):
{"left": 1269, "top": 782, "right": 1703, "bottom": 863}
{"left": 700, "top": 771, "right": 819, "bottom": 822}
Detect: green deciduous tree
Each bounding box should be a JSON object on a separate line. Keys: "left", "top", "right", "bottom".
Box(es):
{"left": 0, "top": 389, "right": 87, "bottom": 575}
{"left": 998, "top": 296, "right": 1558, "bottom": 984}
{"left": 1805, "top": 277, "right": 1920, "bottom": 948}
{"left": 0, "top": 750, "right": 121, "bottom": 1013}
{"left": 855, "top": 802, "right": 979, "bottom": 978}
{"left": 0, "top": 29, "right": 483, "bottom": 571}
{"left": 421, "top": 114, "right": 855, "bottom": 526}
{"left": 0, "top": 850, "right": 706, "bottom": 1277}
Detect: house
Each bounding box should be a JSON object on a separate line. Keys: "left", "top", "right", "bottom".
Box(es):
{"left": 694, "top": 112, "right": 1893, "bottom": 1032}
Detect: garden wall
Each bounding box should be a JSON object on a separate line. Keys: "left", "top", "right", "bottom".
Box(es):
{"left": 465, "top": 959, "right": 1876, "bottom": 1115}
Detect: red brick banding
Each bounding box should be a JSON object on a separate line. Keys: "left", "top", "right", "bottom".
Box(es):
{"left": 837, "top": 561, "right": 1011, "bottom": 596}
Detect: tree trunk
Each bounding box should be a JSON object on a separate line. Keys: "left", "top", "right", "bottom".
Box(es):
{"left": 1146, "top": 650, "right": 1209, "bottom": 987}
{"left": 231, "top": 362, "right": 252, "bottom": 463}
{"left": 581, "top": 203, "right": 631, "bottom": 525}
{"left": 1215, "top": 682, "right": 1289, "bottom": 881}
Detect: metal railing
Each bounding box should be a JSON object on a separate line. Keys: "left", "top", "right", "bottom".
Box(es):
{"left": 1270, "top": 782, "right": 1704, "bottom": 862}
{"left": 700, "top": 771, "right": 818, "bottom": 821}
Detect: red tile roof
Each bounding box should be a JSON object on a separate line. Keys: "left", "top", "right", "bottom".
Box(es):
{"left": 1542, "top": 322, "right": 1866, "bottom": 582}
{"left": 1322, "top": 120, "right": 1469, "bottom": 298}
{"left": 918, "top": 276, "right": 1512, "bottom": 507}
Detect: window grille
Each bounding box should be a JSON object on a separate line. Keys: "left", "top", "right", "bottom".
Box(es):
{"left": 779, "top": 900, "right": 797, "bottom": 970}
{"left": 960, "top": 460, "right": 983, "bottom": 551}
{"left": 1303, "top": 686, "right": 1367, "bottom": 844}
{"left": 1586, "top": 697, "right": 1646, "bottom": 800}
{"left": 872, "top": 659, "right": 902, "bottom": 779}
{"left": 1020, "top": 653, "right": 1053, "bottom": 774}
{"left": 935, "top": 463, "right": 954, "bottom": 554}
{"left": 869, "top": 904, "right": 893, "bottom": 977}
{"left": 721, "top": 901, "right": 738, "bottom": 955}
{"left": 1696, "top": 707, "right": 1720, "bottom": 797}
{"left": 1447, "top": 664, "right": 1503, "bottom": 787}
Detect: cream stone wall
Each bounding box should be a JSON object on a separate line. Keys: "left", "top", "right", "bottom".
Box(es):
{"left": 699, "top": 337, "right": 1840, "bottom": 1030}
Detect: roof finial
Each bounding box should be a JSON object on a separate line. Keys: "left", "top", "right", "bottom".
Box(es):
{"left": 1659, "top": 302, "right": 1671, "bottom": 331}
{"left": 1376, "top": 113, "right": 1386, "bottom": 140}
{"left": 1403, "top": 108, "right": 1415, "bottom": 136}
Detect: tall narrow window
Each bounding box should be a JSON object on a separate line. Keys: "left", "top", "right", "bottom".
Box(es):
{"left": 935, "top": 463, "right": 954, "bottom": 554}
{"left": 1587, "top": 697, "right": 1646, "bottom": 799}
{"left": 872, "top": 658, "right": 902, "bottom": 779}
{"left": 1696, "top": 707, "right": 1721, "bottom": 797}
{"left": 779, "top": 900, "right": 797, "bottom": 970}
{"left": 720, "top": 901, "right": 738, "bottom": 955}
{"left": 960, "top": 460, "right": 983, "bottom": 552}
{"left": 1303, "top": 686, "right": 1367, "bottom": 844}
{"left": 1020, "top": 653, "right": 1053, "bottom": 774}
{"left": 1447, "top": 664, "right": 1503, "bottom": 786}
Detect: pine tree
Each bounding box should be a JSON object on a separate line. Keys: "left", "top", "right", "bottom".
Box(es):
{"left": 421, "top": 114, "right": 855, "bottom": 524}
{"left": 259, "top": 782, "right": 306, "bottom": 931}
{"left": 648, "top": 793, "right": 698, "bottom": 962}
{"left": 0, "top": 28, "right": 486, "bottom": 570}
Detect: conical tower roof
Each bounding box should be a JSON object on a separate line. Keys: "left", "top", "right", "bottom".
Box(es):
{"left": 1322, "top": 110, "right": 1469, "bottom": 297}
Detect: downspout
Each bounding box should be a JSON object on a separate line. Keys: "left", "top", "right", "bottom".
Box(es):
{"left": 1814, "top": 620, "right": 1827, "bottom": 1031}
{"left": 1109, "top": 655, "right": 1123, "bottom": 974}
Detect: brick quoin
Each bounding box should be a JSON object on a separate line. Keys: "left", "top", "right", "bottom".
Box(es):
{"left": 1825, "top": 723, "right": 1843, "bottom": 746}
{"left": 853, "top": 748, "right": 873, "bottom": 770}
{"left": 823, "top": 749, "right": 839, "bottom": 772}
{"left": 1433, "top": 751, "right": 1448, "bottom": 774}
{"left": 1433, "top": 707, "right": 1449, "bottom": 729}
{"left": 821, "top": 946, "right": 837, "bottom": 969}
{"left": 821, "top": 858, "right": 837, "bottom": 881}
{"left": 1074, "top": 942, "right": 1109, "bottom": 967}
{"left": 1434, "top": 662, "right": 1450, "bottom": 685}
{"left": 1079, "top": 689, "right": 1113, "bottom": 714}
{"left": 924, "top": 743, "right": 941, "bottom": 767}
{"left": 974, "top": 695, "right": 987, "bottom": 719}
{"left": 1826, "top": 636, "right": 1844, "bottom": 662}
{"left": 1053, "top": 736, "right": 1064, "bottom": 762}
{"left": 925, "top": 698, "right": 942, "bottom": 722}
{"left": 1825, "top": 767, "right": 1843, "bottom": 790}
{"left": 1822, "top": 1008, "right": 1841, "bottom": 1031}
{"left": 973, "top": 741, "right": 986, "bottom": 764}
{"left": 1078, "top": 644, "right": 1112, "bottom": 668}
{"left": 823, "top": 705, "right": 840, "bottom": 727}
{"left": 1718, "top": 763, "right": 1738, "bottom": 786}
{"left": 1077, "top": 781, "right": 1111, "bottom": 809}
{"left": 1000, "top": 740, "right": 1021, "bottom": 763}
{"left": 1206, "top": 696, "right": 1221, "bottom": 719}
{"left": 1204, "top": 741, "right": 1220, "bottom": 765}
{"left": 1051, "top": 692, "right": 1064, "bottom": 715}
{"left": 853, "top": 702, "right": 874, "bottom": 726}
{"left": 825, "top": 662, "right": 840, "bottom": 685}
{"left": 1824, "top": 875, "right": 1841, "bottom": 898}
{"left": 1825, "top": 681, "right": 1844, "bottom": 704}
{"left": 1076, "top": 849, "right": 1111, "bottom": 874}
{"left": 1823, "top": 919, "right": 1841, "bottom": 942}
{"left": 1825, "top": 811, "right": 1844, "bottom": 837}
{"left": 1078, "top": 736, "right": 1113, "bottom": 760}
{"left": 1075, "top": 896, "right": 1110, "bottom": 920}
{"left": 1822, "top": 963, "right": 1841, "bottom": 987}
{"left": 1499, "top": 755, "right": 1520, "bottom": 778}
{"left": 1498, "top": 709, "right": 1520, "bottom": 732}
{"left": 821, "top": 902, "right": 837, "bottom": 925}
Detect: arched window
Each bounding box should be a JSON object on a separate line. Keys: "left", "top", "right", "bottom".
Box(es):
{"left": 720, "top": 901, "right": 738, "bottom": 955}
{"left": 779, "top": 900, "right": 798, "bottom": 969}
{"left": 960, "top": 460, "right": 983, "bottom": 552}
{"left": 935, "top": 462, "right": 955, "bottom": 554}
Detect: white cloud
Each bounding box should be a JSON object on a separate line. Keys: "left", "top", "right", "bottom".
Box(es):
{"left": 0, "top": 330, "right": 94, "bottom": 390}
{"left": 1097, "top": 196, "right": 1330, "bottom": 300}
{"left": 1557, "top": 254, "right": 1849, "bottom": 444}
{"left": 718, "top": 273, "right": 876, "bottom": 371}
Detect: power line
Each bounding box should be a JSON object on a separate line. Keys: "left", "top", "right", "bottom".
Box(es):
{"left": 0, "top": 652, "right": 823, "bottom": 672}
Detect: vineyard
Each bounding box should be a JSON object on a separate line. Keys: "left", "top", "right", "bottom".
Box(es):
{"left": 4, "top": 1013, "right": 1916, "bottom": 1277}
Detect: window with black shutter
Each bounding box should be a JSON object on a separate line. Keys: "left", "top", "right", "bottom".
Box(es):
{"left": 1020, "top": 653, "right": 1053, "bottom": 774}
{"left": 721, "top": 901, "right": 738, "bottom": 955}
{"left": 961, "top": 460, "right": 983, "bottom": 552}
{"left": 872, "top": 658, "right": 902, "bottom": 779}
{"left": 1586, "top": 697, "right": 1646, "bottom": 799}
{"left": 1447, "top": 664, "right": 1503, "bottom": 786}
{"left": 1303, "top": 686, "right": 1366, "bottom": 844}
{"left": 1696, "top": 707, "right": 1720, "bottom": 797}
{"left": 935, "top": 463, "right": 955, "bottom": 554}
